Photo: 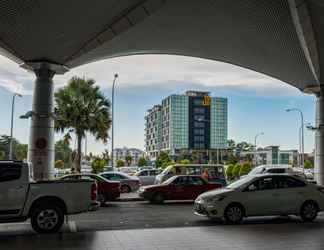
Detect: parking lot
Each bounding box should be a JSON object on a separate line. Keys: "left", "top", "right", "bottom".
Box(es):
{"left": 2, "top": 200, "right": 324, "bottom": 250}
{"left": 2, "top": 201, "right": 324, "bottom": 250}
{"left": 2, "top": 200, "right": 324, "bottom": 235}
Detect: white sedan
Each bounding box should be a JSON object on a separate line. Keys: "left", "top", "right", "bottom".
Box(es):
{"left": 194, "top": 174, "right": 324, "bottom": 223}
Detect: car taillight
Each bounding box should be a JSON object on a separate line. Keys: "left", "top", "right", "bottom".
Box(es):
{"left": 91, "top": 183, "right": 98, "bottom": 201}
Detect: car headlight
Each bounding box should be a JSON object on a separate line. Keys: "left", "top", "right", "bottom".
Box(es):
{"left": 205, "top": 196, "right": 226, "bottom": 203}
{"left": 139, "top": 187, "right": 145, "bottom": 192}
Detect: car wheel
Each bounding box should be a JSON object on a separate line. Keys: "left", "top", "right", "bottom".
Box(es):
{"left": 300, "top": 201, "right": 318, "bottom": 222}
{"left": 121, "top": 185, "right": 131, "bottom": 193}
{"left": 31, "top": 204, "right": 64, "bottom": 233}
{"left": 224, "top": 204, "right": 244, "bottom": 224}
{"left": 98, "top": 194, "right": 106, "bottom": 207}
{"left": 152, "top": 192, "right": 165, "bottom": 204}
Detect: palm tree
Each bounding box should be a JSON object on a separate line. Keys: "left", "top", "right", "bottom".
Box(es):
{"left": 54, "top": 76, "right": 111, "bottom": 173}
{"left": 125, "top": 155, "right": 133, "bottom": 166}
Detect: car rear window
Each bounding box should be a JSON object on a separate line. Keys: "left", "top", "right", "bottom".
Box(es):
{"left": 0, "top": 165, "right": 21, "bottom": 182}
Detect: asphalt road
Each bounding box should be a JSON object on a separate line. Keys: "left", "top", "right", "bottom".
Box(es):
{"left": 3, "top": 201, "right": 324, "bottom": 250}
{"left": 1, "top": 200, "right": 324, "bottom": 236}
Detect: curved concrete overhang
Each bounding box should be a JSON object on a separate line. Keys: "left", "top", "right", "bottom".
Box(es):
{"left": 0, "top": 0, "right": 322, "bottom": 91}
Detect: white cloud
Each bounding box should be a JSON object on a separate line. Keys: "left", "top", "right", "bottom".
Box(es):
{"left": 0, "top": 54, "right": 302, "bottom": 97}
{"left": 57, "top": 54, "right": 301, "bottom": 96}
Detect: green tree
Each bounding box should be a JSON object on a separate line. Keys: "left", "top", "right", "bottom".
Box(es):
{"left": 54, "top": 76, "right": 111, "bottom": 173}
{"left": 156, "top": 152, "right": 174, "bottom": 168}
{"left": 101, "top": 149, "right": 110, "bottom": 163}
{"left": 227, "top": 139, "right": 236, "bottom": 149}
{"left": 0, "top": 135, "right": 27, "bottom": 160}
{"left": 225, "top": 164, "right": 235, "bottom": 180}
{"left": 125, "top": 155, "right": 133, "bottom": 166}
{"left": 304, "top": 160, "right": 314, "bottom": 169}
{"left": 180, "top": 159, "right": 190, "bottom": 164}
{"left": 226, "top": 154, "right": 238, "bottom": 165}
{"left": 91, "top": 156, "right": 106, "bottom": 174}
{"left": 0, "top": 151, "right": 5, "bottom": 160}
{"left": 116, "top": 159, "right": 125, "bottom": 168}
{"left": 236, "top": 141, "right": 254, "bottom": 152}
{"left": 138, "top": 157, "right": 148, "bottom": 167}
{"left": 55, "top": 139, "right": 72, "bottom": 168}
{"left": 239, "top": 162, "right": 252, "bottom": 176}
{"left": 232, "top": 163, "right": 241, "bottom": 179}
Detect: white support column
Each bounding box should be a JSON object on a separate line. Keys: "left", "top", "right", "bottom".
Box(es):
{"left": 28, "top": 67, "right": 55, "bottom": 181}
{"left": 315, "top": 94, "right": 324, "bottom": 185}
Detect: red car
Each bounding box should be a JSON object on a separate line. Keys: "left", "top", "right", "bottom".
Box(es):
{"left": 60, "top": 174, "right": 121, "bottom": 205}
{"left": 139, "top": 175, "right": 221, "bottom": 203}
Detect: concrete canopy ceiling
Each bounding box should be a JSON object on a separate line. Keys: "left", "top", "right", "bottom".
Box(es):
{"left": 0, "top": 0, "right": 323, "bottom": 91}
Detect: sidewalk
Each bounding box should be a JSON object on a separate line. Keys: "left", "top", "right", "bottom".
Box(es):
{"left": 117, "top": 192, "right": 144, "bottom": 202}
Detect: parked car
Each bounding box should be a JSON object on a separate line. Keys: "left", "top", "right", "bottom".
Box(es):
{"left": 244, "top": 165, "right": 306, "bottom": 179}
{"left": 139, "top": 175, "right": 222, "bottom": 203}
{"left": 59, "top": 174, "right": 121, "bottom": 205}
{"left": 155, "top": 164, "right": 226, "bottom": 186}
{"left": 100, "top": 172, "right": 140, "bottom": 193}
{"left": 119, "top": 167, "right": 138, "bottom": 176}
{"left": 248, "top": 165, "right": 294, "bottom": 175}
{"left": 137, "top": 166, "right": 154, "bottom": 171}
{"left": 135, "top": 169, "right": 161, "bottom": 186}
{"left": 304, "top": 169, "right": 314, "bottom": 180}
{"left": 0, "top": 161, "right": 98, "bottom": 233}
{"left": 194, "top": 174, "right": 324, "bottom": 223}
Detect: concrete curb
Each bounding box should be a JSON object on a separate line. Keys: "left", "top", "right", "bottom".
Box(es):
{"left": 115, "top": 197, "right": 145, "bottom": 202}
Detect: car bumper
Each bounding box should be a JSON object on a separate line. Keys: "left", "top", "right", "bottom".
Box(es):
{"left": 89, "top": 202, "right": 100, "bottom": 211}
{"left": 194, "top": 201, "right": 224, "bottom": 218}
{"left": 138, "top": 191, "right": 153, "bottom": 200}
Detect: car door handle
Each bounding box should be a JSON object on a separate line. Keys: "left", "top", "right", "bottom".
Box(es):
{"left": 15, "top": 185, "right": 24, "bottom": 190}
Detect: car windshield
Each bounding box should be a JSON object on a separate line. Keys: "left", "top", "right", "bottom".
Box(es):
{"left": 249, "top": 166, "right": 265, "bottom": 175}
{"left": 227, "top": 176, "right": 255, "bottom": 189}
{"left": 161, "top": 166, "right": 172, "bottom": 175}
{"left": 162, "top": 176, "right": 177, "bottom": 184}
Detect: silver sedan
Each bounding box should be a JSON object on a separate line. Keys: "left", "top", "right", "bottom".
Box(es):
{"left": 100, "top": 171, "right": 141, "bottom": 193}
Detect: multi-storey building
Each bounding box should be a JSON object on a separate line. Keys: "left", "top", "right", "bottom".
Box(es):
{"left": 145, "top": 105, "right": 162, "bottom": 159}
{"left": 145, "top": 91, "right": 228, "bottom": 161}
{"left": 113, "top": 147, "right": 144, "bottom": 166}
{"left": 240, "top": 146, "right": 298, "bottom": 166}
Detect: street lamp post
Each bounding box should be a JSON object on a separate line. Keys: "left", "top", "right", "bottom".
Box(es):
{"left": 111, "top": 73, "right": 118, "bottom": 169}
{"left": 286, "top": 108, "right": 304, "bottom": 169}
{"left": 9, "top": 93, "right": 22, "bottom": 160}
{"left": 254, "top": 132, "right": 264, "bottom": 167}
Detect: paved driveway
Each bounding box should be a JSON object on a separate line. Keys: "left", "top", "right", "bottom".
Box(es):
{"left": 1, "top": 201, "right": 324, "bottom": 249}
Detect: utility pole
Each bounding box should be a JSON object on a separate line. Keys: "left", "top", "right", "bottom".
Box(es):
{"left": 111, "top": 73, "right": 118, "bottom": 169}
{"left": 9, "top": 93, "right": 22, "bottom": 160}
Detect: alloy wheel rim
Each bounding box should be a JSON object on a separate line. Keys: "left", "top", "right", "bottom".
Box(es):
{"left": 37, "top": 209, "right": 59, "bottom": 230}
{"left": 304, "top": 204, "right": 316, "bottom": 218}
{"left": 121, "top": 186, "right": 129, "bottom": 193}
{"left": 227, "top": 207, "right": 242, "bottom": 222}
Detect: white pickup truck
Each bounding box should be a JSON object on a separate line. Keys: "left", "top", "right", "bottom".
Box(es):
{"left": 0, "top": 161, "right": 98, "bottom": 233}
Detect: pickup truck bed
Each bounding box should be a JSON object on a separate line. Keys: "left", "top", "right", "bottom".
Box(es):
{"left": 0, "top": 161, "right": 98, "bottom": 233}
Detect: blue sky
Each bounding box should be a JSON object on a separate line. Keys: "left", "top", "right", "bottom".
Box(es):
{"left": 0, "top": 54, "right": 316, "bottom": 154}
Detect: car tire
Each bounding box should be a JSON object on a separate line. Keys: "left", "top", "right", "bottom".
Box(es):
{"left": 300, "top": 201, "right": 318, "bottom": 222}
{"left": 224, "top": 203, "right": 244, "bottom": 224}
{"left": 152, "top": 192, "right": 165, "bottom": 204}
{"left": 30, "top": 204, "right": 64, "bottom": 234}
{"left": 121, "top": 185, "right": 131, "bottom": 193}
{"left": 98, "top": 194, "right": 107, "bottom": 207}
